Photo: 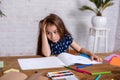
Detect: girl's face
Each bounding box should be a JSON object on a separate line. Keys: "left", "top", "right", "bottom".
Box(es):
{"left": 46, "top": 25, "right": 60, "bottom": 43}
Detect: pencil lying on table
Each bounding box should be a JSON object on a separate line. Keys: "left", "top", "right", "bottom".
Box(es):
{"left": 64, "top": 66, "right": 91, "bottom": 75}
{"left": 92, "top": 71, "right": 111, "bottom": 75}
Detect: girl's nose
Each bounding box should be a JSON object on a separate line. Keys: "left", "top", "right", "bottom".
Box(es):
{"left": 51, "top": 33, "right": 55, "bottom": 38}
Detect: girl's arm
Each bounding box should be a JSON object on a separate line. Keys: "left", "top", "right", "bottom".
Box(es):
{"left": 70, "top": 41, "right": 103, "bottom": 62}
{"left": 41, "top": 21, "right": 51, "bottom": 57}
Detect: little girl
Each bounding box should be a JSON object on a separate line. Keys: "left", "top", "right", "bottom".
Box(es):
{"left": 37, "top": 13, "right": 102, "bottom": 62}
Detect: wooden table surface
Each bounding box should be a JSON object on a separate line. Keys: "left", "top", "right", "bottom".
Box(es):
{"left": 0, "top": 53, "right": 120, "bottom": 80}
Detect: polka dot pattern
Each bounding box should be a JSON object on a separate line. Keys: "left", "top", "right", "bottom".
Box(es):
{"left": 48, "top": 35, "right": 73, "bottom": 55}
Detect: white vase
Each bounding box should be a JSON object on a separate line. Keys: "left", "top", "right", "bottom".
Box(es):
{"left": 92, "top": 16, "right": 107, "bottom": 28}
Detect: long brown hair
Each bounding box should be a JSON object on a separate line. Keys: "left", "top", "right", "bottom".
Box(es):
{"left": 37, "top": 13, "right": 71, "bottom": 55}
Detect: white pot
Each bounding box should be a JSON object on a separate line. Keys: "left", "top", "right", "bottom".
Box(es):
{"left": 92, "top": 16, "right": 107, "bottom": 28}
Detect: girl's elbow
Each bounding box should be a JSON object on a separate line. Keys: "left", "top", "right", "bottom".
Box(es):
{"left": 42, "top": 51, "right": 51, "bottom": 57}
{"left": 44, "top": 53, "right": 51, "bottom": 57}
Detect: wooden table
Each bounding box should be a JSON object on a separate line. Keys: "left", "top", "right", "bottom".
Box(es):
{"left": 0, "top": 53, "right": 120, "bottom": 80}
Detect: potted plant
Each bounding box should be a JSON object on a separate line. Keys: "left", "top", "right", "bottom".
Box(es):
{"left": 80, "top": 0, "right": 114, "bottom": 28}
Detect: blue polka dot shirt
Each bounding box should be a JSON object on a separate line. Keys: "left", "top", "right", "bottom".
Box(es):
{"left": 48, "top": 35, "right": 73, "bottom": 55}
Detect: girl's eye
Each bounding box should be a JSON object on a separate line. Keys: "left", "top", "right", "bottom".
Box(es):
{"left": 47, "top": 32, "right": 51, "bottom": 35}
{"left": 54, "top": 31, "right": 58, "bottom": 34}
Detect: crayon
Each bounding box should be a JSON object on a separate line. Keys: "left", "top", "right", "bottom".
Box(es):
{"left": 92, "top": 71, "right": 111, "bottom": 75}
{"left": 95, "top": 74, "right": 102, "bottom": 80}
{"left": 51, "top": 73, "right": 73, "bottom": 77}
{"left": 64, "top": 66, "right": 91, "bottom": 75}
{"left": 76, "top": 64, "right": 93, "bottom": 68}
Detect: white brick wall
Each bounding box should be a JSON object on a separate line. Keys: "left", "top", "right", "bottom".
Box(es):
{"left": 0, "top": 0, "right": 119, "bottom": 56}
{"left": 114, "top": 0, "right": 120, "bottom": 52}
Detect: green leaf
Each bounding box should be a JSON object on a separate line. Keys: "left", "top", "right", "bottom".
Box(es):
{"left": 102, "top": 1, "right": 114, "bottom": 10}
{"left": 90, "top": 0, "right": 102, "bottom": 8}
{"left": 80, "top": 6, "right": 95, "bottom": 12}
{"left": 0, "top": 10, "right": 5, "bottom": 17}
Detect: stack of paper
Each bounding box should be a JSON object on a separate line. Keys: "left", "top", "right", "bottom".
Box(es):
{"left": 104, "top": 53, "right": 120, "bottom": 67}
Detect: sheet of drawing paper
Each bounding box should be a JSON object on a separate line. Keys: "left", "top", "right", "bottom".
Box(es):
{"left": 0, "top": 71, "right": 28, "bottom": 80}
{"left": 110, "top": 57, "right": 120, "bottom": 67}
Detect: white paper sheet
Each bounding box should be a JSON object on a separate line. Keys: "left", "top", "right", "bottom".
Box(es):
{"left": 57, "top": 52, "right": 102, "bottom": 66}
{"left": 18, "top": 56, "right": 65, "bottom": 70}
